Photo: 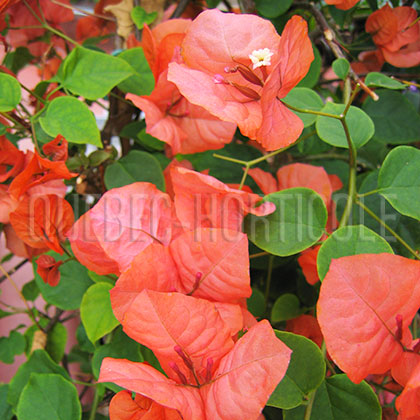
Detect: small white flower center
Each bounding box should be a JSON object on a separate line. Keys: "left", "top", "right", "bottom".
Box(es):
{"left": 249, "top": 48, "right": 274, "bottom": 70}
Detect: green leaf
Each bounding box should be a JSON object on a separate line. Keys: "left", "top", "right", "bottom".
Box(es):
{"left": 0, "top": 73, "right": 21, "bottom": 111}
{"left": 298, "top": 45, "right": 321, "bottom": 89}
{"left": 354, "top": 170, "right": 401, "bottom": 240}
{"left": 17, "top": 374, "right": 81, "bottom": 420}
{"left": 40, "top": 96, "right": 102, "bottom": 147}
{"left": 271, "top": 294, "right": 303, "bottom": 323}
{"left": 104, "top": 150, "right": 165, "bottom": 191}
{"left": 117, "top": 48, "right": 154, "bottom": 96}
{"left": 3, "top": 47, "right": 34, "bottom": 75}
{"left": 91, "top": 327, "right": 143, "bottom": 392}
{"left": 255, "top": 0, "right": 293, "bottom": 17}
{"left": 76, "top": 323, "right": 96, "bottom": 353}
{"left": 56, "top": 46, "right": 133, "bottom": 100}
{"left": 8, "top": 350, "right": 70, "bottom": 408}
{"left": 269, "top": 331, "right": 325, "bottom": 409}
{"left": 34, "top": 252, "right": 94, "bottom": 310}
{"left": 88, "top": 150, "right": 112, "bottom": 167}
{"left": 0, "top": 385, "right": 13, "bottom": 420}
{"left": 377, "top": 146, "right": 420, "bottom": 220}
{"left": 316, "top": 103, "right": 374, "bottom": 148}
{"left": 283, "top": 87, "right": 324, "bottom": 127}
{"left": 88, "top": 270, "right": 116, "bottom": 285}
{"left": 284, "top": 374, "right": 381, "bottom": 420}
{"left": 80, "top": 283, "right": 119, "bottom": 344}
{"left": 247, "top": 287, "right": 266, "bottom": 318}
{"left": 362, "top": 90, "right": 420, "bottom": 144}
{"left": 136, "top": 128, "right": 165, "bottom": 151}
{"left": 317, "top": 225, "right": 394, "bottom": 281}
{"left": 21, "top": 280, "right": 40, "bottom": 301}
{"left": 46, "top": 323, "right": 68, "bottom": 363}
{"left": 131, "top": 6, "right": 158, "bottom": 29}
{"left": 332, "top": 58, "right": 350, "bottom": 80}
{"left": 0, "top": 330, "right": 26, "bottom": 364}
{"left": 244, "top": 188, "right": 328, "bottom": 256}
{"left": 365, "top": 72, "right": 405, "bottom": 90}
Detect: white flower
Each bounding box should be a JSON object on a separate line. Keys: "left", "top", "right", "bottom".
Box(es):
{"left": 248, "top": 48, "right": 274, "bottom": 70}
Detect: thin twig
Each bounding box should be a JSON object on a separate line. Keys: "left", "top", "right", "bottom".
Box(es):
{"left": 170, "top": 0, "right": 190, "bottom": 18}
{"left": 294, "top": 2, "right": 379, "bottom": 101}
{"left": 0, "top": 259, "right": 29, "bottom": 284}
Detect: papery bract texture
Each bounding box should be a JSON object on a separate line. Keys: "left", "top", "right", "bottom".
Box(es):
{"left": 170, "top": 166, "right": 275, "bottom": 232}
{"left": 109, "top": 390, "right": 182, "bottom": 420}
{"left": 110, "top": 243, "right": 181, "bottom": 322}
{"left": 100, "top": 359, "right": 205, "bottom": 420}
{"left": 168, "top": 10, "right": 313, "bottom": 151}
{"left": 201, "top": 320, "right": 291, "bottom": 420}
{"left": 169, "top": 228, "right": 251, "bottom": 302}
{"left": 127, "top": 71, "right": 235, "bottom": 155}
{"left": 67, "top": 212, "right": 121, "bottom": 276}
{"left": 100, "top": 320, "right": 291, "bottom": 420}
{"left": 69, "top": 183, "right": 173, "bottom": 273}
{"left": 9, "top": 194, "right": 74, "bottom": 254}
{"left": 317, "top": 254, "right": 420, "bottom": 383}
{"left": 324, "top": 0, "right": 360, "bottom": 10}
{"left": 120, "top": 290, "right": 235, "bottom": 383}
{"left": 396, "top": 361, "right": 420, "bottom": 420}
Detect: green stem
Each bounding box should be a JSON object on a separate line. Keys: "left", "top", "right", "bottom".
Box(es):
{"left": 357, "top": 189, "right": 380, "bottom": 198}
{"left": 0, "top": 112, "right": 28, "bottom": 131}
{"left": 304, "top": 390, "right": 316, "bottom": 420}
{"left": 213, "top": 154, "right": 247, "bottom": 166}
{"left": 249, "top": 251, "right": 269, "bottom": 259}
{"left": 281, "top": 100, "right": 342, "bottom": 120}
{"left": 343, "top": 78, "right": 352, "bottom": 105}
{"left": 355, "top": 199, "right": 420, "bottom": 260}
{"left": 264, "top": 255, "right": 274, "bottom": 307}
{"left": 72, "top": 379, "right": 95, "bottom": 387}
{"left": 338, "top": 118, "right": 357, "bottom": 227}
{"left": 338, "top": 85, "right": 360, "bottom": 227}
{"left": 43, "top": 23, "right": 81, "bottom": 46}
{"left": 88, "top": 385, "right": 100, "bottom": 420}
{"left": 45, "top": 85, "right": 62, "bottom": 100}
{"left": 20, "top": 83, "right": 47, "bottom": 105}
{"left": 238, "top": 165, "right": 250, "bottom": 190}
{"left": 30, "top": 119, "right": 41, "bottom": 155}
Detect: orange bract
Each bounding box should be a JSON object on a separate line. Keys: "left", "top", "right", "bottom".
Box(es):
{"left": 9, "top": 195, "right": 74, "bottom": 254}
{"left": 100, "top": 298, "right": 291, "bottom": 420}
{"left": 317, "top": 254, "right": 420, "bottom": 383}
{"left": 366, "top": 5, "right": 420, "bottom": 68}
{"left": 325, "top": 0, "right": 360, "bottom": 10}
{"left": 168, "top": 10, "right": 314, "bottom": 151}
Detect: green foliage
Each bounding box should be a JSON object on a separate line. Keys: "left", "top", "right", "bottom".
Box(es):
{"left": 247, "top": 288, "right": 266, "bottom": 318}
{"left": 365, "top": 73, "right": 405, "bottom": 90}
{"left": 55, "top": 47, "right": 133, "bottom": 100}
{"left": 269, "top": 331, "right": 325, "bottom": 409}
{"left": 40, "top": 96, "right": 102, "bottom": 147}
{"left": 271, "top": 294, "right": 303, "bottom": 322}
{"left": 332, "top": 58, "right": 350, "bottom": 80}
{"left": 316, "top": 103, "right": 374, "bottom": 148}
{"left": 0, "top": 330, "right": 26, "bottom": 364}
{"left": 283, "top": 87, "right": 324, "bottom": 127}
{"left": 104, "top": 150, "right": 165, "bottom": 191}
{"left": 317, "top": 225, "right": 393, "bottom": 280}
{"left": 255, "top": 0, "right": 293, "bottom": 18}
{"left": 34, "top": 254, "right": 94, "bottom": 310}
{"left": 284, "top": 374, "right": 381, "bottom": 420}
{"left": 80, "top": 283, "right": 119, "bottom": 344}
{"left": 16, "top": 374, "right": 81, "bottom": 420}
{"left": 131, "top": 6, "right": 158, "bottom": 28}
{"left": 377, "top": 146, "right": 420, "bottom": 220}
{"left": 0, "top": 73, "right": 21, "bottom": 111}
{"left": 117, "top": 48, "right": 155, "bottom": 96}
{"left": 245, "top": 188, "right": 328, "bottom": 256}
{"left": 363, "top": 90, "right": 420, "bottom": 144}
{"left": 8, "top": 350, "right": 70, "bottom": 408}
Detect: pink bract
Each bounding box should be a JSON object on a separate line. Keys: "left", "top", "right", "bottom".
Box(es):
{"left": 168, "top": 10, "right": 314, "bottom": 151}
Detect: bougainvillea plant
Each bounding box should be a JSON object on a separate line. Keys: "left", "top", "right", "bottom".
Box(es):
{"left": 0, "top": 0, "right": 420, "bottom": 418}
